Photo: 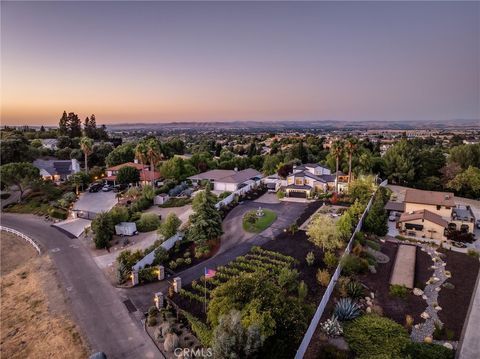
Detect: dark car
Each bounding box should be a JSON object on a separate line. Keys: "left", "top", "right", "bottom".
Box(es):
{"left": 89, "top": 353, "right": 107, "bottom": 359}
{"left": 88, "top": 183, "right": 103, "bottom": 193}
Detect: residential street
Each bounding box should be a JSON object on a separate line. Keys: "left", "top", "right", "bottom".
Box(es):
{"left": 1, "top": 213, "right": 161, "bottom": 359}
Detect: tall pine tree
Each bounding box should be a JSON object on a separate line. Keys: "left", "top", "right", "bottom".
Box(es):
{"left": 58, "top": 111, "right": 68, "bottom": 136}
{"left": 188, "top": 186, "right": 223, "bottom": 244}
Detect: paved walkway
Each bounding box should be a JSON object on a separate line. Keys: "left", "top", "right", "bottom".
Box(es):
{"left": 1, "top": 213, "right": 161, "bottom": 359}
{"left": 458, "top": 267, "right": 480, "bottom": 359}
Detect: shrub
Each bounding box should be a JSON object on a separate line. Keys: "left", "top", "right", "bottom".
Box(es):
{"left": 467, "top": 249, "right": 480, "bottom": 258}
{"left": 320, "top": 316, "right": 343, "bottom": 337}
{"left": 366, "top": 239, "right": 380, "bottom": 251}
{"left": 278, "top": 268, "right": 299, "bottom": 292}
{"left": 323, "top": 251, "right": 338, "bottom": 268}
{"left": 276, "top": 190, "right": 285, "bottom": 199}
{"left": 344, "top": 314, "right": 410, "bottom": 359}
{"left": 337, "top": 276, "right": 351, "bottom": 297}
{"left": 109, "top": 205, "right": 130, "bottom": 225}
{"left": 402, "top": 342, "right": 454, "bottom": 359}
{"left": 333, "top": 298, "right": 362, "bottom": 321}
{"left": 433, "top": 322, "right": 455, "bottom": 341}
{"left": 147, "top": 315, "right": 157, "bottom": 327}
{"left": 62, "top": 191, "right": 77, "bottom": 203}
{"left": 389, "top": 284, "right": 409, "bottom": 299}
{"left": 298, "top": 280, "right": 308, "bottom": 300}
{"left": 341, "top": 254, "right": 368, "bottom": 275}
{"left": 346, "top": 281, "right": 364, "bottom": 299}
{"left": 354, "top": 231, "right": 366, "bottom": 245}
{"left": 316, "top": 344, "right": 349, "bottom": 359}
{"left": 138, "top": 267, "right": 157, "bottom": 283}
{"left": 305, "top": 251, "right": 315, "bottom": 266}
{"left": 185, "top": 258, "right": 192, "bottom": 265}
{"left": 136, "top": 213, "right": 161, "bottom": 232}
{"left": 148, "top": 306, "right": 159, "bottom": 317}
{"left": 158, "top": 213, "right": 181, "bottom": 239}
{"left": 153, "top": 247, "right": 169, "bottom": 265}
{"left": 48, "top": 207, "right": 68, "bottom": 220}
{"left": 169, "top": 260, "right": 177, "bottom": 270}
{"left": 317, "top": 269, "right": 331, "bottom": 287}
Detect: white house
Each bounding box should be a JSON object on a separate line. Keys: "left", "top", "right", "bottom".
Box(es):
{"left": 33, "top": 159, "right": 81, "bottom": 181}
{"left": 188, "top": 168, "right": 263, "bottom": 192}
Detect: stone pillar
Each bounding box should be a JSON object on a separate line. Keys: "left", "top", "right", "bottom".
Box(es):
{"left": 173, "top": 277, "right": 182, "bottom": 293}
{"left": 158, "top": 265, "right": 165, "bottom": 281}
{"left": 131, "top": 270, "right": 139, "bottom": 286}
{"left": 154, "top": 292, "right": 164, "bottom": 310}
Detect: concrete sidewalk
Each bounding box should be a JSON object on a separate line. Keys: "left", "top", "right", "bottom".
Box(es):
{"left": 457, "top": 268, "right": 480, "bottom": 359}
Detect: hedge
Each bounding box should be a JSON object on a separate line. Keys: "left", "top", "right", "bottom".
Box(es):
{"left": 401, "top": 342, "right": 453, "bottom": 359}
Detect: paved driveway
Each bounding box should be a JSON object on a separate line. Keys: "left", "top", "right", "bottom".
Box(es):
{"left": 74, "top": 191, "right": 117, "bottom": 213}
{"left": 1, "top": 213, "right": 160, "bottom": 359}
{"left": 123, "top": 194, "right": 307, "bottom": 311}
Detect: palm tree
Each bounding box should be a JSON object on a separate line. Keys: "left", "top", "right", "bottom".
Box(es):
{"left": 80, "top": 137, "right": 94, "bottom": 173}
{"left": 145, "top": 138, "right": 163, "bottom": 186}
{"left": 331, "top": 140, "right": 344, "bottom": 193}
{"left": 345, "top": 138, "right": 358, "bottom": 184}
{"left": 134, "top": 142, "right": 148, "bottom": 185}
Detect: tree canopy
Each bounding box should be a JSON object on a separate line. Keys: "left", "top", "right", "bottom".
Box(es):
{"left": 0, "top": 162, "right": 40, "bottom": 199}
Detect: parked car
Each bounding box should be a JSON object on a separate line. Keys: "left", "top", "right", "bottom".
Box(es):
{"left": 452, "top": 241, "right": 467, "bottom": 248}
{"left": 477, "top": 219, "right": 480, "bottom": 229}
{"left": 388, "top": 212, "right": 397, "bottom": 221}
{"left": 102, "top": 184, "right": 113, "bottom": 192}
{"left": 88, "top": 183, "right": 103, "bottom": 193}
{"left": 89, "top": 353, "right": 107, "bottom": 359}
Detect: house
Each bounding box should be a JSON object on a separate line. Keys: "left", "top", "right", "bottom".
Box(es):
{"left": 188, "top": 168, "right": 262, "bottom": 192}
{"left": 105, "top": 161, "right": 161, "bottom": 186}
{"left": 285, "top": 165, "right": 348, "bottom": 198}
{"left": 397, "top": 189, "right": 476, "bottom": 241}
{"left": 33, "top": 159, "right": 80, "bottom": 181}
{"left": 40, "top": 138, "right": 58, "bottom": 150}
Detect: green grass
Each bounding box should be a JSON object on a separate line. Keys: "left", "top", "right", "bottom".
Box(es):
{"left": 242, "top": 209, "right": 277, "bottom": 233}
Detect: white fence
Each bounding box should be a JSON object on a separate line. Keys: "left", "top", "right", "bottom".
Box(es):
{"left": 132, "top": 232, "right": 183, "bottom": 271}
{"left": 215, "top": 179, "right": 262, "bottom": 209}
{"left": 294, "top": 180, "right": 387, "bottom": 359}
{"left": 0, "top": 226, "right": 41, "bottom": 254}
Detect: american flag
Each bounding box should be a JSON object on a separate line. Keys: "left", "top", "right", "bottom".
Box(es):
{"left": 205, "top": 268, "right": 216, "bottom": 278}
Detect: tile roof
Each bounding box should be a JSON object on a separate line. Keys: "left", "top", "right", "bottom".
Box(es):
{"left": 404, "top": 189, "right": 455, "bottom": 207}
{"left": 106, "top": 162, "right": 146, "bottom": 171}
{"left": 399, "top": 210, "right": 448, "bottom": 228}
{"left": 189, "top": 168, "right": 262, "bottom": 184}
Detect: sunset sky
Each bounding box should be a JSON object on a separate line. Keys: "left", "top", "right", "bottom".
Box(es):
{"left": 1, "top": 1, "right": 478, "bottom": 126}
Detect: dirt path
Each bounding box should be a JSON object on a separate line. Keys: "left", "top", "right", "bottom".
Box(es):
{"left": 1, "top": 232, "right": 88, "bottom": 358}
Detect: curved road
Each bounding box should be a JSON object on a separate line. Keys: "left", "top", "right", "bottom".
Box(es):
{"left": 1, "top": 213, "right": 160, "bottom": 359}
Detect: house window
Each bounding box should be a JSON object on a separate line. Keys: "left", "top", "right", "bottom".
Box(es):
{"left": 405, "top": 223, "right": 423, "bottom": 231}
{"left": 295, "top": 179, "right": 303, "bottom": 185}
{"left": 436, "top": 205, "right": 441, "bottom": 210}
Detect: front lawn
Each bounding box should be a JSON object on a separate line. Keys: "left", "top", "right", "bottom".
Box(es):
{"left": 242, "top": 209, "right": 277, "bottom": 233}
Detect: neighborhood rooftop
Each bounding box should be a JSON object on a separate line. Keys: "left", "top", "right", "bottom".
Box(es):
{"left": 189, "top": 168, "right": 261, "bottom": 184}
{"left": 404, "top": 188, "right": 455, "bottom": 207}
{"left": 399, "top": 209, "right": 449, "bottom": 228}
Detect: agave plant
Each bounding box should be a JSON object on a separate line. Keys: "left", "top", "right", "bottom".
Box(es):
{"left": 320, "top": 315, "right": 343, "bottom": 337}
{"left": 347, "top": 280, "right": 365, "bottom": 299}
{"left": 333, "top": 298, "right": 362, "bottom": 321}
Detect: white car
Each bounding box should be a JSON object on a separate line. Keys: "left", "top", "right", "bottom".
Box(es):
{"left": 388, "top": 214, "right": 397, "bottom": 222}
{"left": 102, "top": 185, "right": 113, "bottom": 192}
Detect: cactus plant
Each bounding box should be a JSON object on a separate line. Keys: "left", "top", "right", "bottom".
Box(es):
{"left": 333, "top": 298, "right": 362, "bottom": 321}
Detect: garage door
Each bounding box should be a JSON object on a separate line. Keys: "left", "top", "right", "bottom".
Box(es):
{"left": 288, "top": 191, "right": 307, "bottom": 198}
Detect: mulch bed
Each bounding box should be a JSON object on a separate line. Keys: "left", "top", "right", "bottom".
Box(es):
{"left": 167, "top": 239, "right": 221, "bottom": 274}
{"left": 358, "top": 242, "right": 429, "bottom": 326}
{"left": 261, "top": 230, "right": 332, "bottom": 304}
{"left": 295, "top": 200, "right": 324, "bottom": 227}
{"left": 437, "top": 249, "right": 480, "bottom": 340}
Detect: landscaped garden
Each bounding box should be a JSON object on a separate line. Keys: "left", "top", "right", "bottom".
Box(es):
{"left": 242, "top": 208, "right": 277, "bottom": 233}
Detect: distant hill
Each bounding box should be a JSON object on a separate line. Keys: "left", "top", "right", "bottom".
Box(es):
{"left": 105, "top": 119, "right": 479, "bottom": 131}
